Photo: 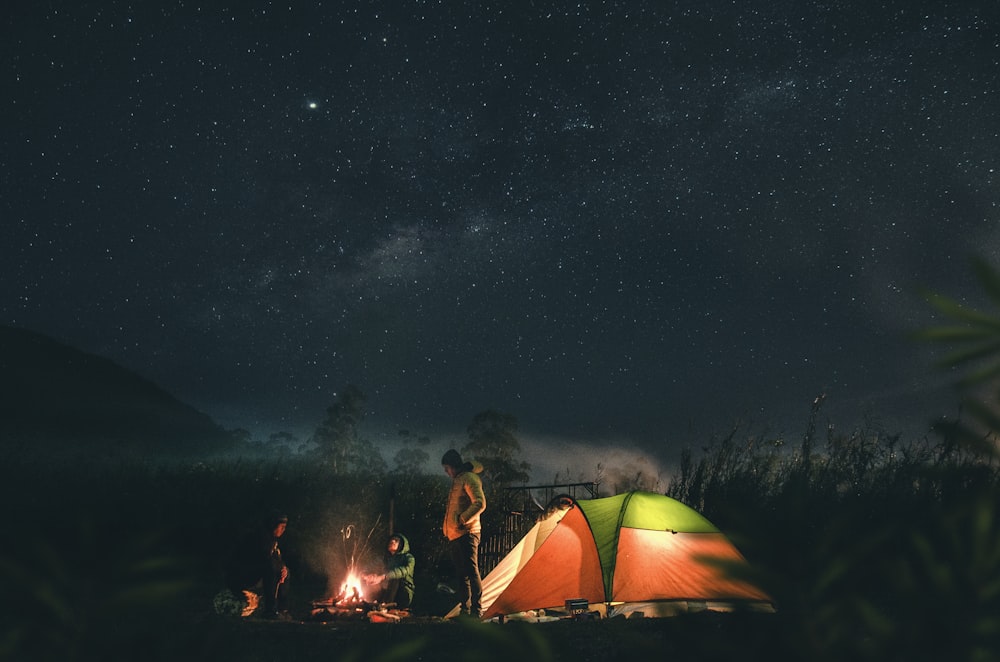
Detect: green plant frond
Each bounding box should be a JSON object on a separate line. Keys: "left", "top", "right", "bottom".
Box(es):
{"left": 922, "top": 291, "right": 1000, "bottom": 327}
{"left": 30, "top": 584, "right": 79, "bottom": 628}
{"left": 960, "top": 398, "right": 1000, "bottom": 428}
{"left": 913, "top": 326, "right": 1000, "bottom": 343}
{"left": 955, "top": 361, "right": 1000, "bottom": 387}
{"left": 811, "top": 557, "right": 851, "bottom": 595}
{"left": 854, "top": 597, "right": 894, "bottom": 636}
{"left": 940, "top": 340, "right": 1000, "bottom": 370}
{"left": 942, "top": 338, "right": 1000, "bottom": 365}
{"left": 970, "top": 257, "right": 1000, "bottom": 306}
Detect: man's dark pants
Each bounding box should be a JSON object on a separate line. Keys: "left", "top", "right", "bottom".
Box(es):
{"left": 448, "top": 532, "right": 482, "bottom": 615}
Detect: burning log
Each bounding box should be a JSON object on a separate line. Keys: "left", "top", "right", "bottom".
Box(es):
{"left": 336, "top": 585, "right": 362, "bottom": 605}
{"left": 309, "top": 570, "right": 381, "bottom": 621}
{"left": 367, "top": 609, "right": 401, "bottom": 623}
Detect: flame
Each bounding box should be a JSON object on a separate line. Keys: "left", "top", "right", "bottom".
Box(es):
{"left": 339, "top": 570, "right": 365, "bottom": 602}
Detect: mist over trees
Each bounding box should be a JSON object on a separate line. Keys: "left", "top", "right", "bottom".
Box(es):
{"left": 461, "top": 409, "right": 531, "bottom": 486}
{"left": 392, "top": 429, "right": 431, "bottom": 476}
{"left": 308, "top": 384, "right": 386, "bottom": 475}
{"left": 236, "top": 385, "right": 534, "bottom": 486}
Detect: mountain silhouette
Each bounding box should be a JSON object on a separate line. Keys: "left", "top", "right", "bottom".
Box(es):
{"left": 0, "top": 325, "right": 234, "bottom": 456}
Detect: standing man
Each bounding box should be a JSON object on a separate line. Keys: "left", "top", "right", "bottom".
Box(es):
{"left": 441, "top": 448, "right": 486, "bottom": 617}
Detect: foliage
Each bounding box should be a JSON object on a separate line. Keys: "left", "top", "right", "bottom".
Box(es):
{"left": 664, "top": 408, "right": 1000, "bottom": 661}
{"left": 391, "top": 428, "right": 432, "bottom": 476}
{"left": 392, "top": 446, "right": 430, "bottom": 475}
{"left": 461, "top": 409, "right": 530, "bottom": 486}
{"left": 310, "top": 384, "right": 387, "bottom": 474}
{"left": 0, "top": 482, "right": 200, "bottom": 660}
{"left": 915, "top": 255, "right": 1000, "bottom": 454}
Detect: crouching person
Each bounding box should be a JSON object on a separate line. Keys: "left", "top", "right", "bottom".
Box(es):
{"left": 214, "top": 509, "right": 292, "bottom": 619}
{"left": 363, "top": 533, "right": 415, "bottom": 609}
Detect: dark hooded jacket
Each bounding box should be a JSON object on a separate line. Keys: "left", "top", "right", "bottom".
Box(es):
{"left": 224, "top": 512, "right": 288, "bottom": 612}
{"left": 382, "top": 533, "right": 415, "bottom": 608}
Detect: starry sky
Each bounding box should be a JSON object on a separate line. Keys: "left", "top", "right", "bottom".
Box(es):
{"left": 3, "top": 1, "right": 999, "bottom": 478}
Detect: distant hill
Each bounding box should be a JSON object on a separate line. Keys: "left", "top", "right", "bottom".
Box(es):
{"left": 0, "top": 325, "right": 234, "bottom": 456}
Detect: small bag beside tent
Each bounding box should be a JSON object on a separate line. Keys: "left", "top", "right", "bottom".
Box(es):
{"left": 476, "top": 490, "right": 772, "bottom": 620}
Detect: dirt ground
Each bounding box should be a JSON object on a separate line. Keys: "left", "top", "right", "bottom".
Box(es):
{"left": 153, "top": 606, "right": 782, "bottom": 662}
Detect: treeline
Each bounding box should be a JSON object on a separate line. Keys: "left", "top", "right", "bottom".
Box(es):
{"left": 227, "top": 386, "right": 532, "bottom": 483}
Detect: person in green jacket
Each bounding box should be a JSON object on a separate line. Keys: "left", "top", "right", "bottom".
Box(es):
{"left": 363, "top": 533, "right": 416, "bottom": 609}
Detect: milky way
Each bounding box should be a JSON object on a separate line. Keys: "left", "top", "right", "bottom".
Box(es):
{"left": 3, "top": 1, "right": 998, "bottom": 476}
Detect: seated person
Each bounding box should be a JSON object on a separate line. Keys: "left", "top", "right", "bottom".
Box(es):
{"left": 216, "top": 509, "right": 291, "bottom": 619}
{"left": 363, "top": 533, "right": 415, "bottom": 609}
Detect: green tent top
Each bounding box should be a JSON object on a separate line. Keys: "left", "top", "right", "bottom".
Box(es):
{"left": 577, "top": 491, "right": 723, "bottom": 601}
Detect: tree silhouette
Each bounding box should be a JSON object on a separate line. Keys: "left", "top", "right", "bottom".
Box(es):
{"left": 390, "top": 429, "right": 431, "bottom": 475}
{"left": 311, "top": 384, "right": 372, "bottom": 473}
{"left": 462, "top": 409, "right": 530, "bottom": 486}
{"left": 391, "top": 446, "right": 429, "bottom": 475}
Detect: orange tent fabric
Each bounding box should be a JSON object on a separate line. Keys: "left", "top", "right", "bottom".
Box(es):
{"left": 612, "top": 528, "right": 771, "bottom": 602}
{"left": 479, "top": 491, "right": 771, "bottom": 619}
{"left": 485, "top": 506, "right": 605, "bottom": 616}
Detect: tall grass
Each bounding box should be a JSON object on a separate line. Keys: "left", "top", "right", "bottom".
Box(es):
{"left": 665, "top": 400, "right": 1000, "bottom": 661}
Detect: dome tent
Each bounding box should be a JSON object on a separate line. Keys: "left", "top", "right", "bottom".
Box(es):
{"left": 472, "top": 490, "right": 773, "bottom": 620}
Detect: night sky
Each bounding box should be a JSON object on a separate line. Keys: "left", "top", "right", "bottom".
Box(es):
{"left": 3, "top": 1, "right": 998, "bottom": 480}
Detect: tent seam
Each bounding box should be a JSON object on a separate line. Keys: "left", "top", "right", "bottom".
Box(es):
{"left": 606, "top": 491, "right": 635, "bottom": 601}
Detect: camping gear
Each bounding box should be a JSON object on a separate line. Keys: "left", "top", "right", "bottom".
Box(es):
{"left": 475, "top": 490, "right": 773, "bottom": 620}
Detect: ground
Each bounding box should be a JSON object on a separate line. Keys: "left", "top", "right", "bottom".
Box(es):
{"left": 153, "top": 600, "right": 782, "bottom": 662}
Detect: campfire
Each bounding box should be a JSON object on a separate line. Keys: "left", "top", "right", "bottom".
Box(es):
{"left": 310, "top": 570, "right": 380, "bottom": 620}
{"left": 309, "top": 520, "right": 411, "bottom": 623}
